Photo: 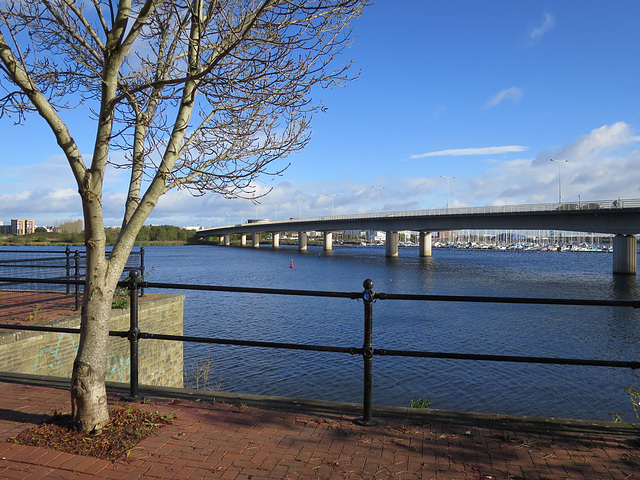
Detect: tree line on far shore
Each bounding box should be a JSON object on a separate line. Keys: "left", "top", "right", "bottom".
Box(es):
{"left": 1, "top": 225, "right": 194, "bottom": 246}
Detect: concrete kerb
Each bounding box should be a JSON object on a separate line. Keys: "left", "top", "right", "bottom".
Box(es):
{"left": 1, "top": 370, "right": 639, "bottom": 442}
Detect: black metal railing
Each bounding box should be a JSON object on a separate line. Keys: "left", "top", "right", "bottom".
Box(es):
{"left": 0, "top": 273, "right": 639, "bottom": 425}
{"left": 0, "top": 247, "right": 145, "bottom": 310}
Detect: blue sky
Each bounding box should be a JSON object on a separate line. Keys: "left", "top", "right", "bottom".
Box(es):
{"left": 2, "top": 1, "right": 640, "bottom": 227}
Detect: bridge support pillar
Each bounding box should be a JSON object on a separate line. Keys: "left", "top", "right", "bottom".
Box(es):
{"left": 223, "top": 234, "right": 231, "bottom": 246}
{"left": 323, "top": 232, "right": 333, "bottom": 251}
{"left": 419, "top": 231, "right": 432, "bottom": 257}
{"left": 386, "top": 231, "right": 399, "bottom": 257}
{"left": 613, "top": 234, "right": 637, "bottom": 274}
{"left": 252, "top": 233, "right": 260, "bottom": 248}
{"left": 240, "top": 234, "right": 247, "bottom": 247}
{"left": 272, "top": 232, "right": 280, "bottom": 248}
{"left": 298, "top": 232, "right": 308, "bottom": 251}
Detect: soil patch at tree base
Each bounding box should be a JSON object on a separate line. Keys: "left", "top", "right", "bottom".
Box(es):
{"left": 8, "top": 405, "right": 173, "bottom": 461}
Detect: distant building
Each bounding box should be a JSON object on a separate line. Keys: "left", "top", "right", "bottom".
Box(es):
{"left": 367, "top": 230, "right": 386, "bottom": 243}
{"left": 13, "top": 219, "right": 36, "bottom": 235}
{"left": 0, "top": 219, "right": 36, "bottom": 235}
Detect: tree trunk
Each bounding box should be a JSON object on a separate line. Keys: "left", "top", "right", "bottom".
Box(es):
{"left": 71, "top": 284, "right": 113, "bottom": 433}
{"left": 70, "top": 186, "right": 120, "bottom": 433}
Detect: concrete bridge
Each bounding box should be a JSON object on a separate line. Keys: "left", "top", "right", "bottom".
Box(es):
{"left": 195, "top": 198, "right": 640, "bottom": 274}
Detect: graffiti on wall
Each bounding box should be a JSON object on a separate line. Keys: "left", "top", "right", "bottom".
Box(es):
{"left": 33, "top": 333, "right": 131, "bottom": 381}
{"left": 33, "top": 333, "right": 77, "bottom": 376}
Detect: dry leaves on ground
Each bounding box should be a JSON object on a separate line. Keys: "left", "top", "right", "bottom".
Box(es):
{"left": 8, "top": 404, "right": 173, "bottom": 461}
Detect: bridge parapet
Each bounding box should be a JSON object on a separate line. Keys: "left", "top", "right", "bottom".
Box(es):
{"left": 205, "top": 198, "right": 638, "bottom": 231}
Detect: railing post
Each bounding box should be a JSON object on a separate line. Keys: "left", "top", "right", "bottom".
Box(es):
{"left": 139, "top": 247, "right": 145, "bottom": 297}
{"left": 65, "top": 247, "right": 71, "bottom": 294}
{"left": 124, "top": 270, "right": 142, "bottom": 401}
{"left": 73, "top": 250, "right": 80, "bottom": 311}
{"left": 356, "top": 279, "right": 377, "bottom": 426}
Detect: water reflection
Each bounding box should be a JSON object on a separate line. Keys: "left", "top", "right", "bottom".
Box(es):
{"left": 611, "top": 274, "right": 638, "bottom": 300}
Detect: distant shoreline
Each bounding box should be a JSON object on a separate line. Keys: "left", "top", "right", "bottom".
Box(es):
{"left": 0, "top": 241, "right": 189, "bottom": 247}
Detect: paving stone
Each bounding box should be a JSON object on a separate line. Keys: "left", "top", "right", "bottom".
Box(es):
{"left": 0, "top": 379, "right": 639, "bottom": 479}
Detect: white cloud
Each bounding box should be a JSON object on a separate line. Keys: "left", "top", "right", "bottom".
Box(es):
{"left": 528, "top": 12, "right": 556, "bottom": 44}
{"left": 559, "top": 122, "right": 640, "bottom": 159}
{"left": 0, "top": 188, "right": 82, "bottom": 223}
{"left": 486, "top": 87, "right": 523, "bottom": 108}
{"left": 0, "top": 155, "right": 74, "bottom": 191}
{"left": 533, "top": 122, "right": 640, "bottom": 165}
{"left": 411, "top": 145, "right": 527, "bottom": 159}
{"left": 470, "top": 122, "right": 640, "bottom": 206}
{"left": 49, "top": 188, "right": 78, "bottom": 200}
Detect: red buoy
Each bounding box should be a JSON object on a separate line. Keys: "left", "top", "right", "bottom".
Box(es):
{"left": 290, "top": 260, "right": 294, "bottom": 268}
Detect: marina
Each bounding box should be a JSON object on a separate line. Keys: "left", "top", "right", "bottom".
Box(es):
{"left": 357, "top": 240, "right": 614, "bottom": 252}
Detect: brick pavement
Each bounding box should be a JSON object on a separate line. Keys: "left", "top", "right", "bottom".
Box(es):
{"left": 0, "top": 378, "right": 639, "bottom": 479}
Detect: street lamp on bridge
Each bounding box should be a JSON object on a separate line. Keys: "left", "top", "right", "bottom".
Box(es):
{"left": 327, "top": 194, "right": 338, "bottom": 216}
{"left": 372, "top": 186, "right": 384, "bottom": 213}
{"left": 550, "top": 158, "right": 569, "bottom": 204}
{"left": 440, "top": 176, "right": 455, "bottom": 210}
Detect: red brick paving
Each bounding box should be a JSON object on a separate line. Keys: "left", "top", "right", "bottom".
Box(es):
{"left": 0, "top": 380, "right": 639, "bottom": 479}
{"left": 0, "top": 290, "right": 78, "bottom": 324}
{"left": 0, "top": 290, "right": 160, "bottom": 324}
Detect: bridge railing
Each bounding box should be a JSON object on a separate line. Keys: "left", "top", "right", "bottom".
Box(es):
{"left": 0, "top": 273, "right": 638, "bottom": 425}
{"left": 0, "top": 247, "right": 145, "bottom": 315}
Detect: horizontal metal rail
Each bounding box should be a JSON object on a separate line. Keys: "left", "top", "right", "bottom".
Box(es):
{"left": 3, "top": 277, "right": 640, "bottom": 308}
{"left": 377, "top": 292, "right": 640, "bottom": 308}
{"left": 1, "top": 323, "right": 636, "bottom": 370}
{"left": 0, "top": 256, "right": 71, "bottom": 264}
{"left": 144, "top": 281, "right": 361, "bottom": 299}
{"left": 0, "top": 249, "right": 71, "bottom": 255}
{"left": 0, "top": 277, "right": 84, "bottom": 285}
{"left": 373, "top": 348, "right": 640, "bottom": 369}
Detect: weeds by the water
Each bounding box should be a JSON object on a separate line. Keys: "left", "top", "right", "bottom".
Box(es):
{"left": 624, "top": 385, "right": 640, "bottom": 420}
{"left": 410, "top": 398, "right": 431, "bottom": 409}
{"left": 186, "top": 349, "right": 223, "bottom": 391}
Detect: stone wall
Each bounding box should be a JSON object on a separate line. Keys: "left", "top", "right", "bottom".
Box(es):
{"left": 0, "top": 294, "right": 184, "bottom": 388}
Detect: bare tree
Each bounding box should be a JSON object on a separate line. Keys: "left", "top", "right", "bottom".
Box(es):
{"left": 0, "top": 0, "right": 368, "bottom": 433}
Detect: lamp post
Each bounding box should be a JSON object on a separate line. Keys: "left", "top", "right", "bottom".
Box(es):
{"left": 550, "top": 158, "right": 568, "bottom": 204}
{"left": 273, "top": 204, "right": 279, "bottom": 221}
{"left": 440, "top": 176, "right": 455, "bottom": 209}
{"left": 327, "top": 194, "right": 338, "bottom": 216}
{"left": 372, "top": 186, "right": 384, "bottom": 213}
{"left": 296, "top": 199, "right": 304, "bottom": 218}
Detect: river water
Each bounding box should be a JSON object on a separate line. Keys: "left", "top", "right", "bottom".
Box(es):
{"left": 139, "top": 244, "right": 640, "bottom": 422}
